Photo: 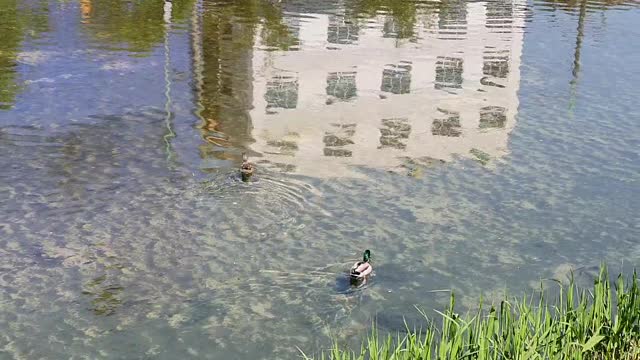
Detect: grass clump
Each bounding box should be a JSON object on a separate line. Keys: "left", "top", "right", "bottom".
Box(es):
{"left": 302, "top": 266, "right": 640, "bottom": 359}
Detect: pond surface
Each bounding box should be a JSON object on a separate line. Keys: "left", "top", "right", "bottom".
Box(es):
{"left": 1, "top": 0, "right": 639, "bottom": 358}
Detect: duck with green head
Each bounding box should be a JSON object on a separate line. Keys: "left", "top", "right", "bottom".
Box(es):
{"left": 350, "top": 250, "right": 372, "bottom": 283}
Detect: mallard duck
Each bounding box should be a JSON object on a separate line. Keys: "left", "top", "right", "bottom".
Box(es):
{"left": 240, "top": 152, "right": 254, "bottom": 181}
{"left": 350, "top": 250, "right": 372, "bottom": 283}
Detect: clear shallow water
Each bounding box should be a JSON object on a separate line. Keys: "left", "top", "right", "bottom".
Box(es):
{"left": 1, "top": 0, "right": 639, "bottom": 358}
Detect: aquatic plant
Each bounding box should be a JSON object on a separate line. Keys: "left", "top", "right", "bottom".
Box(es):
{"left": 302, "top": 265, "right": 640, "bottom": 359}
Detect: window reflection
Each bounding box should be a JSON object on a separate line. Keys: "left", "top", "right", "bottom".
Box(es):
{"left": 381, "top": 62, "right": 412, "bottom": 95}
{"left": 479, "top": 106, "right": 507, "bottom": 128}
{"left": 265, "top": 75, "right": 299, "bottom": 110}
{"left": 324, "top": 123, "right": 355, "bottom": 157}
{"left": 435, "top": 57, "right": 463, "bottom": 90}
{"left": 438, "top": 0, "right": 468, "bottom": 39}
{"left": 486, "top": 0, "right": 514, "bottom": 30}
{"left": 324, "top": 148, "right": 353, "bottom": 157}
{"left": 326, "top": 72, "right": 357, "bottom": 101}
{"left": 483, "top": 49, "right": 510, "bottom": 78}
{"left": 266, "top": 132, "right": 300, "bottom": 156}
{"left": 432, "top": 109, "right": 462, "bottom": 137}
{"left": 327, "top": 15, "right": 359, "bottom": 45}
{"left": 379, "top": 118, "right": 411, "bottom": 150}
{"left": 267, "top": 139, "right": 299, "bottom": 155}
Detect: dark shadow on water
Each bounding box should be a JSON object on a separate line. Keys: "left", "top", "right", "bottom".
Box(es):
{"left": 333, "top": 272, "right": 372, "bottom": 295}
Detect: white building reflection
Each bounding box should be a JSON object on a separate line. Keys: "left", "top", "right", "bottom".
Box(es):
{"left": 249, "top": 0, "right": 525, "bottom": 177}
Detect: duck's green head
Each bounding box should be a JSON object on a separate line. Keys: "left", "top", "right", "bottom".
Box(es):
{"left": 363, "top": 249, "right": 371, "bottom": 262}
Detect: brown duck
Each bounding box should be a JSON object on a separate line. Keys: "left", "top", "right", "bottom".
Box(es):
{"left": 240, "top": 153, "right": 254, "bottom": 181}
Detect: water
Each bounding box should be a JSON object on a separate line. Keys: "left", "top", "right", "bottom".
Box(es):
{"left": 1, "top": 0, "right": 639, "bottom": 358}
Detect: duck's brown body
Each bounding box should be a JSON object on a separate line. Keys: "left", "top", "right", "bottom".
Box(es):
{"left": 240, "top": 153, "right": 254, "bottom": 181}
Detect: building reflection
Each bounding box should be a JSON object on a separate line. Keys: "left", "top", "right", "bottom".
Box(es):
{"left": 326, "top": 72, "right": 357, "bottom": 101}
{"left": 381, "top": 62, "right": 412, "bottom": 94}
{"left": 486, "top": 0, "right": 513, "bottom": 30}
{"left": 379, "top": 118, "right": 411, "bottom": 150}
{"left": 483, "top": 48, "right": 510, "bottom": 79}
{"left": 265, "top": 75, "right": 299, "bottom": 110}
{"left": 327, "top": 15, "right": 359, "bottom": 45}
{"left": 435, "top": 57, "right": 464, "bottom": 90}
{"left": 194, "top": 0, "right": 298, "bottom": 161}
{"left": 324, "top": 123, "right": 356, "bottom": 157}
{"left": 438, "top": 0, "right": 468, "bottom": 40}
{"left": 432, "top": 109, "right": 462, "bottom": 137}
{"left": 246, "top": 0, "right": 527, "bottom": 177}
{"left": 479, "top": 106, "right": 507, "bottom": 129}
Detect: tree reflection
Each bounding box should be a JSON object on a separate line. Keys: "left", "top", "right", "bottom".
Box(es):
{"left": 0, "top": 0, "right": 49, "bottom": 109}
{"left": 532, "top": 0, "right": 633, "bottom": 109}
{"left": 196, "top": 0, "right": 299, "bottom": 160}
{"left": 535, "top": 0, "right": 631, "bottom": 11}
{"left": 80, "top": 0, "right": 193, "bottom": 53}
{"left": 349, "top": 0, "right": 418, "bottom": 39}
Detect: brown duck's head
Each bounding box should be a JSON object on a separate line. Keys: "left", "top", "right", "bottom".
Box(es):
{"left": 240, "top": 153, "right": 254, "bottom": 182}
{"left": 241, "top": 153, "right": 253, "bottom": 168}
